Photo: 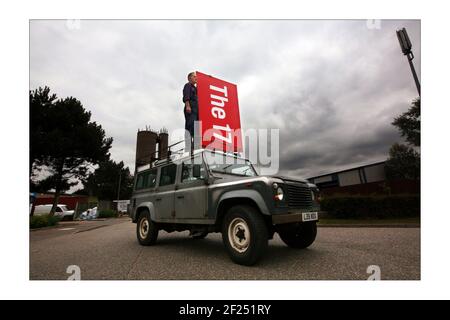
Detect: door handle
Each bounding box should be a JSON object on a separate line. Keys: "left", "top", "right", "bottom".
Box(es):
{"left": 177, "top": 195, "right": 185, "bottom": 199}
{"left": 155, "top": 198, "right": 162, "bottom": 201}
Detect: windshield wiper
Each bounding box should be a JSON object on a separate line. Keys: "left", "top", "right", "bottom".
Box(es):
{"left": 221, "top": 164, "right": 234, "bottom": 171}
{"left": 211, "top": 170, "right": 251, "bottom": 177}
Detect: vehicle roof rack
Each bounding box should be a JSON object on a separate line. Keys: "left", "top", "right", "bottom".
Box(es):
{"left": 135, "top": 139, "right": 186, "bottom": 172}
{"left": 135, "top": 140, "right": 247, "bottom": 173}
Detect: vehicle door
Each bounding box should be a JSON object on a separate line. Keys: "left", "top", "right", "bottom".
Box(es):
{"left": 174, "top": 155, "right": 208, "bottom": 219}
{"left": 154, "top": 163, "right": 177, "bottom": 220}
{"left": 134, "top": 168, "right": 158, "bottom": 217}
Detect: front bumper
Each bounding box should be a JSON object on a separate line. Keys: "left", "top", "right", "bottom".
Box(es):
{"left": 272, "top": 211, "right": 319, "bottom": 225}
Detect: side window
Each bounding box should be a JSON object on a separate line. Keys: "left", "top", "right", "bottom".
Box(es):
{"left": 181, "top": 158, "right": 206, "bottom": 183}
{"left": 136, "top": 168, "right": 158, "bottom": 190}
{"left": 55, "top": 206, "right": 62, "bottom": 213}
{"left": 136, "top": 173, "right": 146, "bottom": 190}
{"left": 146, "top": 169, "right": 157, "bottom": 188}
{"left": 159, "top": 164, "right": 177, "bottom": 187}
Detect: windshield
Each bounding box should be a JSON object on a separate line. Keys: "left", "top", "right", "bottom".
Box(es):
{"left": 205, "top": 154, "right": 257, "bottom": 177}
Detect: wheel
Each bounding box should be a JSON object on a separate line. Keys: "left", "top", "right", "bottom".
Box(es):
{"left": 278, "top": 221, "right": 317, "bottom": 249}
{"left": 222, "top": 205, "right": 268, "bottom": 266}
{"left": 136, "top": 210, "right": 158, "bottom": 246}
{"left": 192, "top": 231, "right": 208, "bottom": 240}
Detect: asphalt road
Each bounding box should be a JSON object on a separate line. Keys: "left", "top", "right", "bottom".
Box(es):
{"left": 30, "top": 218, "right": 420, "bottom": 280}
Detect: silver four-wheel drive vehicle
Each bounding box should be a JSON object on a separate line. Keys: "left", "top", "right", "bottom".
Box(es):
{"left": 130, "top": 149, "right": 320, "bottom": 266}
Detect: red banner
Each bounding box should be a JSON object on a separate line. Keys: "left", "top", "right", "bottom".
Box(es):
{"left": 196, "top": 71, "right": 243, "bottom": 152}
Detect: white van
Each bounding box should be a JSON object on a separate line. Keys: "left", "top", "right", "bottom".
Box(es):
{"left": 33, "top": 204, "right": 75, "bottom": 220}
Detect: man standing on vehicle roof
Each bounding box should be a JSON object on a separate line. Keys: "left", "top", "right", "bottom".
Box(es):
{"left": 183, "top": 71, "right": 198, "bottom": 153}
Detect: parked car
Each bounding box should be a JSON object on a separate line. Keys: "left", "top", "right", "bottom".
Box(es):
{"left": 130, "top": 149, "right": 320, "bottom": 266}
{"left": 33, "top": 204, "right": 75, "bottom": 221}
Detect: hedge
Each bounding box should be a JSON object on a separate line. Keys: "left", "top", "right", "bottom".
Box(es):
{"left": 320, "top": 195, "right": 420, "bottom": 219}
{"left": 98, "top": 209, "right": 119, "bottom": 218}
{"left": 30, "top": 214, "right": 61, "bottom": 229}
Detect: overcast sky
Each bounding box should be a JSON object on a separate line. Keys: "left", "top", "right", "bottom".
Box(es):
{"left": 30, "top": 19, "right": 420, "bottom": 182}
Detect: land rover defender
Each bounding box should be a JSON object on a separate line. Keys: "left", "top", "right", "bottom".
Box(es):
{"left": 130, "top": 149, "right": 320, "bottom": 266}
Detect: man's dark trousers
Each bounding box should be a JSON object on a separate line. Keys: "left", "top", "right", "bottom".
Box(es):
{"left": 183, "top": 81, "right": 199, "bottom": 153}
{"left": 184, "top": 105, "right": 198, "bottom": 152}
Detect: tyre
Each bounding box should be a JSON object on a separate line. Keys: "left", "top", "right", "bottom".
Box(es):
{"left": 222, "top": 205, "right": 268, "bottom": 266}
{"left": 278, "top": 221, "right": 317, "bottom": 249}
{"left": 136, "top": 210, "right": 158, "bottom": 246}
{"left": 192, "top": 231, "right": 208, "bottom": 240}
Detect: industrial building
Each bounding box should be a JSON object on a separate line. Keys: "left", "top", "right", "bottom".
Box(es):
{"left": 308, "top": 161, "right": 386, "bottom": 188}
{"left": 135, "top": 128, "right": 169, "bottom": 167}
{"left": 32, "top": 193, "right": 89, "bottom": 210}
{"left": 307, "top": 161, "right": 419, "bottom": 196}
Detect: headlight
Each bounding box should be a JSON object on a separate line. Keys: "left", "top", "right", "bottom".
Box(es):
{"left": 311, "top": 189, "right": 321, "bottom": 203}
{"left": 274, "top": 187, "right": 284, "bottom": 201}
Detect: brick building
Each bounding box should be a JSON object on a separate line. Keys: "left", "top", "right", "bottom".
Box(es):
{"left": 32, "top": 193, "right": 89, "bottom": 210}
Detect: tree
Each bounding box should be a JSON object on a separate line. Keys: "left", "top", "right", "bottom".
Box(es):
{"left": 385, "top": 143, "right": 420, "bottom": 180}
{"left": 30, "top": 87, "right": 113, "bottom": 216}
{"left": 385, "top": 98, "right": 420, "bottom": 180}
{"left": 392, "top": 98, "right": 420, "bottom": 147}
{"left": 81, "top": 159, "right": 134, "bottom": 201}
{"left": 30, "top": 87, "right": 57, "bottom": 176}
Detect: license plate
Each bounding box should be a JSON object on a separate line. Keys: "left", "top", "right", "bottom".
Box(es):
{"left": 302, "top": 212, "right": 318, "bottom": 222}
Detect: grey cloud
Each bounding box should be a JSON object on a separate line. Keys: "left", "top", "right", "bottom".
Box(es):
{"left": 30, "top": 19, "right": 420, "bottom": 188}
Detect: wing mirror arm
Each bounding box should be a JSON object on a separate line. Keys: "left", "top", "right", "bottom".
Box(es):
{"left": 205, "top": 176, "right": 215, "bottom": 185}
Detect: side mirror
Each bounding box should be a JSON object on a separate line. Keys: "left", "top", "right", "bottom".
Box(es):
{"left": 193, "top": 164, "right": 201, "bottom": 178}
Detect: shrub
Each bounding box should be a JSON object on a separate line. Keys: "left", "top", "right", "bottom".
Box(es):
{"left": 30, "top": 214, "right": 61, "bottom": 229}
{"left": 320, "top": 195, "right": 420, "bottom": 219}
{"left": 98, "top": 209, "right": 118, "bottom": 218}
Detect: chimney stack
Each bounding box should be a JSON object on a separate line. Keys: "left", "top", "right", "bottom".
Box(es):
{"left": 158, "top": 129, "right": 169, "bottom": 160}
{"left": 135, "top": 127, "right": 170, "bottom": 169}
{"left": 135, "top": 128, "right": 158, "bottom": 167}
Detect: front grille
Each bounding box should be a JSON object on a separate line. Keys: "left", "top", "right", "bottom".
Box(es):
{"left": 286, "top": 183, "right": 312, "bottom": 208}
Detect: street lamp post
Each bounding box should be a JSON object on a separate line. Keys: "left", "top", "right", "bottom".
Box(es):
{"left": 396, "top": 27, "right": 421, "bottom": 96}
